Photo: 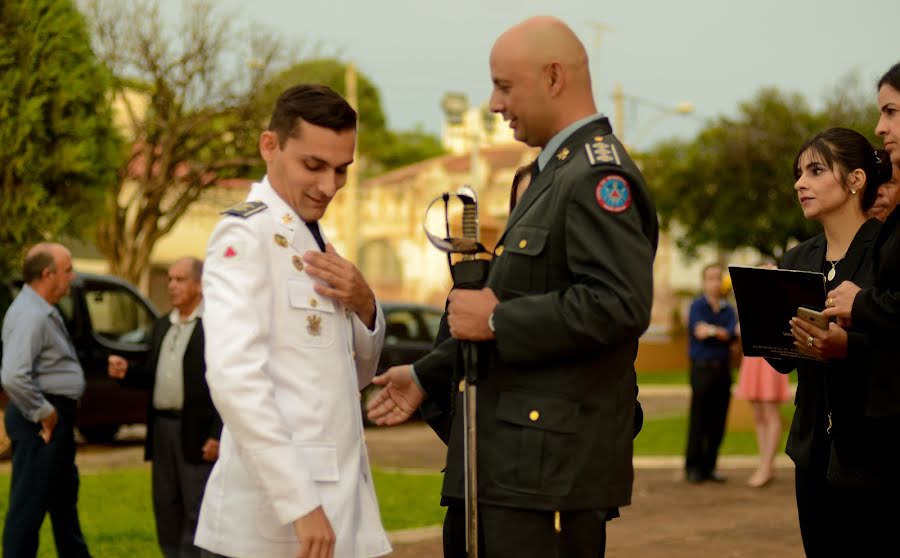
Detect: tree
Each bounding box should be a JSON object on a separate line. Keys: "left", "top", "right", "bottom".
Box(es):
{"left": 0, "top": 0, "right": 120, "bottom": 274}
{"left": 259, "top": 59, "right": 445, "bottom": 178}
{"left": 642, "top": 83, "right": 879, "bottom": 260}
{"left": 85, "top": 0, "right": 283, "bottom": 286}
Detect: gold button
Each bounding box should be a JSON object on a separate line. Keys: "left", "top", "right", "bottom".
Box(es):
{"left": 529, "top": 410, "right": 540, "bottom": 422}
{"left": 518, "top": 239, "right": 527, "bottom": 249}
{"left": 310, "top": 298, "right": 318, "bottom": 308}
{"left": 458, "top": 380, "right": 465, "bottom": 393}
{"left": 495, "top": 246, "right": 504, "bottom": 256}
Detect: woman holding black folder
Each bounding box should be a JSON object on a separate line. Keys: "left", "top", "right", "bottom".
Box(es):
{"left": 770, "top": 126, "right": 892, "bottom": 558}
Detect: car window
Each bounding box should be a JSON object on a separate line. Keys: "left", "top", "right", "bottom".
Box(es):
{"left": 421, "top": 309, "right": 443, "bottom": 342}
{"left": 385, "top": 310, "right": 420, "bottom": 343}
{"left": 84, "top": 286, "right": 154, "bottom": 344}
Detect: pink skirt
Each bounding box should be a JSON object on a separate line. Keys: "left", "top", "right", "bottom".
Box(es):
{"left": 735, "top": 356, "right": 790, "bottom": 402}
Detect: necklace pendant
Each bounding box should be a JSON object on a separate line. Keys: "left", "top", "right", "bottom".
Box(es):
{"left": 827, "top": 267, "right": 836, "bottom": 281}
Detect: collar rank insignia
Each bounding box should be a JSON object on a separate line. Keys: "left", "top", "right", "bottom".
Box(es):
{"left": 307, "top": 314, "right": 322, "bottom": 336}
{"left": 221, "top": 200, "right": 267, "bottom": 218}
{"left": 282, "top": 213, "right": 294, "bottom": 225}
{"left": 556, "top": 147, "right": 570, "bottom": 161}
{"left": 595, "top": 175, "right": 632, "bottom": 213}
{"left": 584, "top": 136, "right": 622, "bottom": 167}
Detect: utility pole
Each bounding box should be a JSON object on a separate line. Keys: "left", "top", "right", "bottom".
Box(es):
{"left": 345, "top": 63, "right": 359, "bottom": 265}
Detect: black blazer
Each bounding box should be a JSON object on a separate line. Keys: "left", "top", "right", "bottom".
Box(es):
{"left": 852, "top": 209, "right": 900, "bottom": 417}
{"left": 415, "top": 117, "right": 657, "bottom": 511}
{"left": 124, "top": 315, "right": 222, "bottom": 464}
{"left": 771, "top": 219, "right": 879, "bottom": 473}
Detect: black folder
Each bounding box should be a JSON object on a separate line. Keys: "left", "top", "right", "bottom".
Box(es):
{"left": 728, "top": 265, "right": 826, "bottom": 360}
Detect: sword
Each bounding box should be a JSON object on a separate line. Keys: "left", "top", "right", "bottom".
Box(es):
{"left": 424, "top": 186, "right": 488, "bottom": 557}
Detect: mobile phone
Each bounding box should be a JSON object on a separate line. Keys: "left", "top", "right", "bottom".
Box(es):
{"left": 797, "top": 306, "right": 829, "bottom": 329}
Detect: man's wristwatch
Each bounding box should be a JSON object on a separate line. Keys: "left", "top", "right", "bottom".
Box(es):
{"left": 488, "top": 312, "right": 496, "bottom": 333}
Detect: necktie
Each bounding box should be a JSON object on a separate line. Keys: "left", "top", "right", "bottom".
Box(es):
{"left": 305, "top": 221, "right": 326, "bottom": 251}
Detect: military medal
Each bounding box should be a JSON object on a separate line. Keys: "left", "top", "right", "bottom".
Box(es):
{"left": 307, "top": 314, "right": 322, "bottom": 336}
{"left": 292, "top": 255, "right": 304, "bottom": 271}
{"left": 274, "top": 234, "right": 288, "bottom": 247}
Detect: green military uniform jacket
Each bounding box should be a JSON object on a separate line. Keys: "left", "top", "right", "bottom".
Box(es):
{"left": 415, "top": 116, "right": 658, "bottom": 512}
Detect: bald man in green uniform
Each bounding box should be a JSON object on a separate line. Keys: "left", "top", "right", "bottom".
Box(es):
{"left": 368, "top": 16, "right": 658, "bottom": 558}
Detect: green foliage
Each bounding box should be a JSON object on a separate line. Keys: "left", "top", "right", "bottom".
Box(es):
{"left": 259, "top": 59, "right": 445, "bottom": 178}
{"left": 0, "top": 0, "right": 120, "bottom": 274}
{"left": 642, "top": 80, "right": 880, "bottom": 259}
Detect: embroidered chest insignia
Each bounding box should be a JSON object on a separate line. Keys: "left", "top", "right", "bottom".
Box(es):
{"left": 595, "top": 175, "right": 632, "bottom": 213}
{"left": 307, "top": 314, "right": 322, "bottom": 336}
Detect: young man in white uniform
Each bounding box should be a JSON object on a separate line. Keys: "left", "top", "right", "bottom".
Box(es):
{"left": 195, "top": 84, "right": 391, "bottom": 558}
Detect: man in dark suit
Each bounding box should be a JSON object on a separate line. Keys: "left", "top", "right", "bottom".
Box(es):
{"left": 108, "top": 257, "right": 222, "bottom": 558}
{"left": 368, "top": 16, "right": 657, "bottom": 558}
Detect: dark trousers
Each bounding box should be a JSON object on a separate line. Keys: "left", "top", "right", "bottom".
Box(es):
{"left": 2, "top": 399, "right": 91, "bottom": 558}
{"left": 795, "top": 465, "right": 899, "bottom": 558}
{"left": 685, "top": 358, "right": 732, "bottom": 476}
{"left": 152, "top": 415, "right": 214, "bottom": 558}
{"left": 443, "top": 503, "right": 606, "bottom": 558}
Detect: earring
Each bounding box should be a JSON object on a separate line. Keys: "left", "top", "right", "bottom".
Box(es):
{"left": 851, "top": 189, "right": 857, "bottom": 194}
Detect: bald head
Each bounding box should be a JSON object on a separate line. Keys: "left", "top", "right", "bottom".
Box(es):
{"left": 23, "top": 242, "right": 74, "bottom": 304}
{"left": 488, "top": 17, "right": 596, "bottom": 147}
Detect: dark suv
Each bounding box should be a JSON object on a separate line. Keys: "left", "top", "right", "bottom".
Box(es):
{"left": 0, "top": 272, "right": 159, "bottom": 455}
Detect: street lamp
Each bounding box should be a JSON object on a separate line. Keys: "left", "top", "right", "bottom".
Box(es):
{"left": 611, "top": 82, "right": 695, "bottom": 148}
{"left": 440, "top": 93, "right": 496, "bottom": 191}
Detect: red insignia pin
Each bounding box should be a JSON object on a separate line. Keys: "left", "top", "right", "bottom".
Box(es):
{"left": 595, "top": 175, "right": 632, "bottom": 213}
{"left": 223, "top": 246, "right": 237, "bottom": 258}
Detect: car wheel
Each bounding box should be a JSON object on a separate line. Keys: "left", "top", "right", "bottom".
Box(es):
{"left": 78, "top": 425, "right": 120, "bottom": 444}
{"left": 0, "top": 407, "right": 10, "bottom": 459}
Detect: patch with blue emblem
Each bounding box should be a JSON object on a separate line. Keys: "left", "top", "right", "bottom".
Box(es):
{"left": 595, "top": 175, "right": 631, "bottom": 213}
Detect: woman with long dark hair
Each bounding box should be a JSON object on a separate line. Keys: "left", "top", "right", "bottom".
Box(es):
{"left": 772, "top": 126, "right": 892, "bottom": 557}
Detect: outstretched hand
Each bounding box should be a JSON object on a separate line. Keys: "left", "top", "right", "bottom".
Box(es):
{"left": 366, "top": 365, "right": 425, "bottom": 426}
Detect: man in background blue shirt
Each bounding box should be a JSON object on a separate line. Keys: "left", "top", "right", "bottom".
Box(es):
{"left": 1, "top": 242, "right": 91, "bottom": 557}
{"left": 685, "top": 263, "right": 737, "bottom": 484}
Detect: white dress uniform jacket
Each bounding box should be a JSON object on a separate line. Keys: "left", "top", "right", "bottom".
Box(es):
{"left": 194, "top": 177, "right": 391, "bottom": 558}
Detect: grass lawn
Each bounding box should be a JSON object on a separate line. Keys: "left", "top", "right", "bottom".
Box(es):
{"left": 635, "top": 405, "right": 795, "bottom": 456}
{"left": 0, "top": 467, "right": 444, "bottom": 557}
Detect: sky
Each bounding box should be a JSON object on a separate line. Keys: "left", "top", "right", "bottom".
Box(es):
{"left": 158, "top": 0, "right": 898, "bottom": 151}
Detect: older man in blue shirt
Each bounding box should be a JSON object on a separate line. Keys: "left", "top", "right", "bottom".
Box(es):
{"left": 1, "top": 242, "right": 91, "bottom": 558}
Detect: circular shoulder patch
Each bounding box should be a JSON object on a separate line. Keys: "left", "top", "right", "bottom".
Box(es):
{"left": 595, "top": 175, "right": 631, "bottom": 213}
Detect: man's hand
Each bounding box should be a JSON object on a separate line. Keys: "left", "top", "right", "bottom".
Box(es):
{"left": 201, "top": 438, "right": 220, "bottom": 462}
{"left": 303, "top": 244, "right": 376, "bottom": 328}
{"left": 791, "top": 317, "right": 849, "bottom": 360}
{"left": 366, "top": 365, "right": 425, "bottom": 426}
{"left": 822, "top": 280, "right": 861, "bottom": 327}
{"left": 108, "top": 355, "right": 128, "bottom": 379}
{"left": 40, "top": 408, "right": 58, "bottom": 444}
{"left": 293, "top": 506, "right": 335, "bottom": 558}
{"left": 447, "top": 288, "right": 498, "bottom": 341}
